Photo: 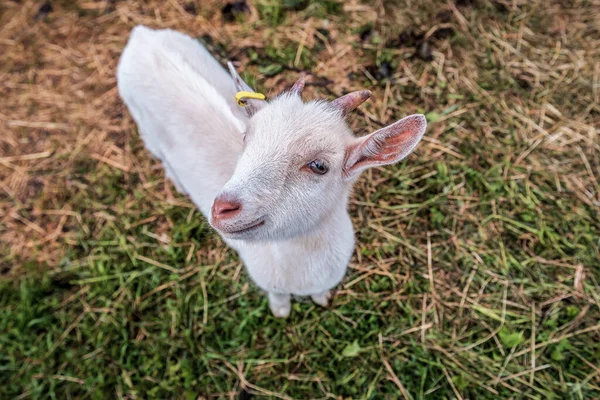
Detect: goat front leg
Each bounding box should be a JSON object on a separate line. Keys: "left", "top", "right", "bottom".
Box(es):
{"left": 311, "top": 290, "right": 332, "bottom": 307}
{"left": 268, "top": 293, "right": 291, "bottom": 318}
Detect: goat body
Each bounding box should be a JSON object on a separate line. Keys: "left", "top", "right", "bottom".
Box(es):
{"left": 117, "top": 26, "right": 426, "bottom": 317}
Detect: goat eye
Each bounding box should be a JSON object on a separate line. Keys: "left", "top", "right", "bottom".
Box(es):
{"left": 307, "top": 160, "right": 328, "bottom": 175}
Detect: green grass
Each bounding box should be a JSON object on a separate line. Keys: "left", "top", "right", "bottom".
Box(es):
{"left": 1, "top": 0, "right": 599, "bottom": 398}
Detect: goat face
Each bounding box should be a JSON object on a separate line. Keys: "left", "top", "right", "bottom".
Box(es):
{"left": 211, "top": 93, "right": 352, "bottom": 241}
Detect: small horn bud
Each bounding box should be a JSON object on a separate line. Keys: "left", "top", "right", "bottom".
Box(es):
{"left": 290, "top": 73, "right": 307, "bottom": 96}
{"left": 331, "top": 90, "right": 372, "bottom": 116}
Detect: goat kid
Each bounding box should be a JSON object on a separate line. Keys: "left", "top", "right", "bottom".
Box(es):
{"left": 117, "top": 26, "right": 427, "bottom": 317}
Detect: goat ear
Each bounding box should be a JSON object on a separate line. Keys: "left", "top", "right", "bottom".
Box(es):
{"left": 227, "top": 61, "right": 265, "bottom": 117}
{"left": 343, "top": 114, "right": 427, "bottom": 180}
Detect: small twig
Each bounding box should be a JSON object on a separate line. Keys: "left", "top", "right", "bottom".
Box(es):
{"left": 7, "top": 120, "right": 69, "bottom": 131}
{"left": 134, "top": 254, "right": 181, "bottom": 274}
{"left": 200, "top": 276, "right": 209, "bottom": 325}
{"left": 0, "top": 151, "right": 52, "bottom": 162}
{"left": 11, "top": 211, "right": 46, "bottom": 235}
{"left": 530, "top": 302, "right": 536, "bottom": 385}
{"left": 443, "top": 366, "right": 463, "bottom": 400}
{"left": 513, "top": 323, "right": 600, "bottom": 358}
{"left": 221, "top": 360, "right": 294, "bottom": 400}
{"left": 382, "top": 357, "right": 411, "bottom": 400}
{"left": 427, "top": 232, "right": 439, "bottom": 325}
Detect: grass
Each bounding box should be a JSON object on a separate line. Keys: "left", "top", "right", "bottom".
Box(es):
{"left": 1, "top": 0, "right": 599, "bottom": 398}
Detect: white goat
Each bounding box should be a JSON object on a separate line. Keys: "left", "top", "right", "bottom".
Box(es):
{"left": 117, "top": 26, "right": 427, "bottom": 317}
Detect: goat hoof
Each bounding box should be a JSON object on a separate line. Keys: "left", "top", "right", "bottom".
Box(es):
{"left": 311, "top": 290, "right": 332, "bottom": 307}
{"left": 268, "top": 293, "right": 291, "bottom": 318}
{"left": 270, "top": 304, "right": 291, "bottom": 318}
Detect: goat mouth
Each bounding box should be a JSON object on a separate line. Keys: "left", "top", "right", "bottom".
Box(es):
{"left": 223, "top": 219, "right": 265, "bottom": 235}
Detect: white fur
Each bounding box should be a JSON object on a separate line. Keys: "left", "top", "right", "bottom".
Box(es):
{"left": 117, "top": 26, "right": 427, "bottom": 317}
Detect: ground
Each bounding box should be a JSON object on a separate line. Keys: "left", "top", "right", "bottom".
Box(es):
{"left": 1, "top": 0, "right": 599, "bottom": 398}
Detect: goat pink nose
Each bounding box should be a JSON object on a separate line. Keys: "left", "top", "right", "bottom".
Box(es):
{"left": 212, "top": 197, "right": 242, "bottom": 221}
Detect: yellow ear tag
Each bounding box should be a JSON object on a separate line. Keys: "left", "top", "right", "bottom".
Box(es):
{"left": 235, "top": 91, "right": 266, "bottom": 106}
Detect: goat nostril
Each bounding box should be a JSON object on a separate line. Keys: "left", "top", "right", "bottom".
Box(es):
{"left": 212, "top": 197, "right": 242, "bottom": 220}
{"left": 218, "top": 203, "right": 240, "bottom": 215}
